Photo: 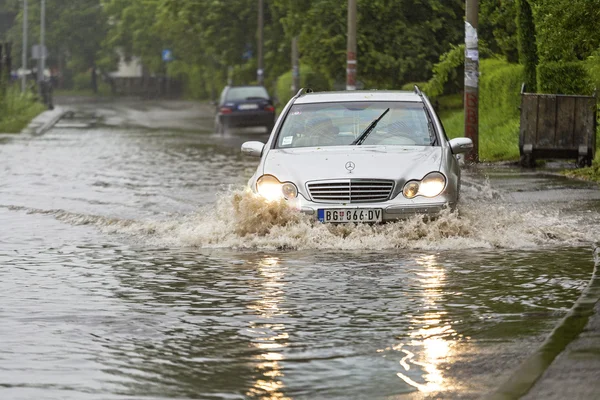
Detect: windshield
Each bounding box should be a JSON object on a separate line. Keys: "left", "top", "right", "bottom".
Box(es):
{"left": 225, "top": 86, "right": 269, "bottom": 101}
{"left": 275, "top": 101, "right": 435, "bottom": 148}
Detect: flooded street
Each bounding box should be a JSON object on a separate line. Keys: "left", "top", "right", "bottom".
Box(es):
{"left": 1, "top": 99, "right": 600, "bottom": 400}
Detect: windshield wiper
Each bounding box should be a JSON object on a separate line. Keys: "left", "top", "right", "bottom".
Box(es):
{"left": 351, "top": 108, "right": 390, "bottom": 145}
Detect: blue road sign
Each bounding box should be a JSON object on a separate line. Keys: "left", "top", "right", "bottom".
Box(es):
{"left": 162, "top": 49, "right": 174, "bottom": 62}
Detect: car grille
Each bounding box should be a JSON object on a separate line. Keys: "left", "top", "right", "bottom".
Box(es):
{"left": 307, "top": 179, "right": 395, "bottom": 203}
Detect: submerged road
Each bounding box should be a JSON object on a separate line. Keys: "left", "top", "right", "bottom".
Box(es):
{"left": 1, "top": 98, "right": 599, "bottom": 400}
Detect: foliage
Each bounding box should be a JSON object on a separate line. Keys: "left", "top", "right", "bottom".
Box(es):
{"left": 422, "top": 44, "right": 465, "bottom": 98}
{"left": 400, "top": 82, "right": 428, "bottom": 92}
{"left": 292, "top": 0, "right": 464, "bottom": 89}
{"left": 584, "top": 53, "right": 600, "bottom": 92}
{"left": 516, "top": 0, "right": 537, "bottom": 91}
{"left": 275, "top": 65, "right": 331, "bottom": 106}
{"left": 537, "top": 62, "right": 593, "bottom": 95}
{"left": 533, "top": 0, "right": 600, "bottom": 62}
{"left": 8, "top": 0, "right": 109, "bottom": 92}
{"left": 0, "top": 86, "right": 45, "bottom": 133}
{"left": 479, "top": 0, "right": 518, "bottom": 63}
{"left": 440, "top": 59, "right": 524, "bottom": 161}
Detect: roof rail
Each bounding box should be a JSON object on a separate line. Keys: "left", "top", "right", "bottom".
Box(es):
{"left": 414, "top": 85, "right": 427, "bottom": 103}
{"left": 293, "top": 87, "right": 313, "bottom": 99}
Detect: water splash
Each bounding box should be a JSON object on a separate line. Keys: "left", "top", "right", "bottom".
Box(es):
{"left": 7, "top": 185, "right": 598, "bottom": 250}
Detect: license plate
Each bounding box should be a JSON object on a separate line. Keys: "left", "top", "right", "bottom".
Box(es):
{"left": 318, "top": 208, "right": 383, "bottom": 223}
{"left": 238, "top": 103, "right": 259, "bottom": 110}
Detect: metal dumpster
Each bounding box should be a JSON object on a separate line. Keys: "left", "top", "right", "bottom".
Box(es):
{"left": 519, "top": 85, "right": 597, "bottom": 167}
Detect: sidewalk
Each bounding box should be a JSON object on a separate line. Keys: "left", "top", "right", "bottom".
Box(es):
{"left": 21, "top": 105, "right": 70, "bottom": 135}
{"left": 523, "top": 300, "right": 600, "bottom": 399}
{"left": 490, "top": 245, "right": 600, "bottom": 399}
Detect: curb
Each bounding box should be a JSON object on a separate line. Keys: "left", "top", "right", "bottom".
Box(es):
{"left": 486, "top": 245, "right": 600, "bottom": 399}
{"left": 22, "top": 106, "right": 71, "bottom": 136}
{"left": 33, "top": 108, "right": 71, "bottom": 135}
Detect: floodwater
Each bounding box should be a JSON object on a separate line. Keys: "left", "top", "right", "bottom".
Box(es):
{"left": 1, "top": 99, "right": 600, "bottom": 400}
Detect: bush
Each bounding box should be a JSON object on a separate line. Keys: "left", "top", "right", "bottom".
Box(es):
{"left": 275, "top": 65, "right": 331, "bottom": 106}
{"left": 537, "top": 62, "right": 593, "bottom": 95}
{"left": 584, "top": 54, "right": 600, "bottom": 92}
{"left": 480, "top": 59, "right": 524, "bottom": 119}
{"left": 73, "top": 72, "right": 91, "bottom": 91}
{"left": 0, "top": 86, "right": 46, "bottom": 133}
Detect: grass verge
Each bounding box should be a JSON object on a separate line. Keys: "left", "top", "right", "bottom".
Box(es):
{"left": 563, "top": 153, "right": 600, "bottom": 182}
{"left": 440, "top": 108, "right": 521, "bottom": 162}
{"left": 0, "top": 87, "right": 47, "bottom": 133}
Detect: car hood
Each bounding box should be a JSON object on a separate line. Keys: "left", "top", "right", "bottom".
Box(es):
{"left": 262, "top": 146, "right": 443, "bottom": 183}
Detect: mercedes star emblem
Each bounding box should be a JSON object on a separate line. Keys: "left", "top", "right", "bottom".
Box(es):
{"left": 345, "top": 161, "right": 355, "bottom": 172}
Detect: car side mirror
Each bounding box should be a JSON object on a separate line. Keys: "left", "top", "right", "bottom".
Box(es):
{"left": 449, "top": 137, "right": 473, "bottom": 154}
{"left": 241, "top": 141, "right": 265, "bottom": 157}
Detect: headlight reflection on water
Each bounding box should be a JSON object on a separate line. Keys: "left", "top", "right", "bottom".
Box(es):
{"left": 246, "top": 256, "right": 291, "bottom": 400}
{"left": 395, "top": 255, "right": 458, "bottom": 394}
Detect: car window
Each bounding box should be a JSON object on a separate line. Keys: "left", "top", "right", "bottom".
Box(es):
{"left": 225, "top": 87, "right": 269, "bottom": 102}
{"left": 275, "top": 101, "right": 434, "bottom": 148}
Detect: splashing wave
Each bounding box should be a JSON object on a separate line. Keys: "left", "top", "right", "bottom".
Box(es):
{"left": 6, "top": 181, "right": 599, "bottom": 250}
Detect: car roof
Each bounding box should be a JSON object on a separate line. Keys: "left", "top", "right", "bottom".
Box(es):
{"left": 294, "top": 90, "right": 422, "bottom": 104}
{"left": 225, "top": 85, "right": 267, "bottom": 89}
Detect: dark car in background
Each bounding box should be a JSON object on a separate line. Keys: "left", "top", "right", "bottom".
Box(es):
{"left": 214, "top": 85, "right": 276, "bottom": 134}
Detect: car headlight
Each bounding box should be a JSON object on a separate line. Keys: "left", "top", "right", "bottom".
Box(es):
{"left": 402, "top": 172, "right": 446, "bottom": 199}
{"left": 256, "top": 175, "right": 298, "bottom": 201}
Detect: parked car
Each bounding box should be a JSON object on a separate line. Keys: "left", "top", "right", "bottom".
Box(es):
{"left": 241, "top": 87, "right": 473, "bottom": 223}
{"left": 214, "top": 85, "right": 276, "bottom": 133}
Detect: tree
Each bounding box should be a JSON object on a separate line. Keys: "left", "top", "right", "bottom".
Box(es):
{"left": 8, "top": 0, "right": 109, "bottom": 92}
{"left": 516, "top": 0, "right": 538, "bottom": 91}
{"left": 279, "top": 0, "right": 464, "bottom": 89}
{"left": 533, "top": 0, "right": 600, "bottom": 62}
{"left": 479, "top": 0, "right": 518, "bottom": 63}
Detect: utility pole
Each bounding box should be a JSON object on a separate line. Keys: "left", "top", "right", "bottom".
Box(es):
{"left": 38, "top": 0, "right": 45, "bottom": 97}
{"left": 465, "top": 0, "right": 479, "bottom": 162}
{"left": 346, "top": 0, "right": 357, "bottom": 90}
{"left": 21, "top": 0, "right": 27, "bottom": 93}
{"left": 257, "top": 0, "right": 264, "bottom": 85}
{"left": 291, "top": 36, "right": 299, "bottom": 93}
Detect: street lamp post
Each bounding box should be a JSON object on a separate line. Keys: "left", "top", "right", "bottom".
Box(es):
{"left": 21, "top": 0, "right": 27, "bottom": 93}
{"left": 37, "top": 0, "right": 46, "bottom": 99}
{"left": 257, "top": 0, "right": 264, "bottom": 85}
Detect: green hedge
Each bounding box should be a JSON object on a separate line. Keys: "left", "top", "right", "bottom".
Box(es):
{"left": 480, "top": 59, "right": 524, "bottom": 119}
{"left": 275, "top": 65, "right": 331, "bottom": 106}
{"left": 537, "top": 61, "right": 593, "bottom": 95}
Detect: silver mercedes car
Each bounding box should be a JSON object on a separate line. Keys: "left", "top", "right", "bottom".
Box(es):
{"left": 241, "top": 87, "right": 473, "bottom": 223}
